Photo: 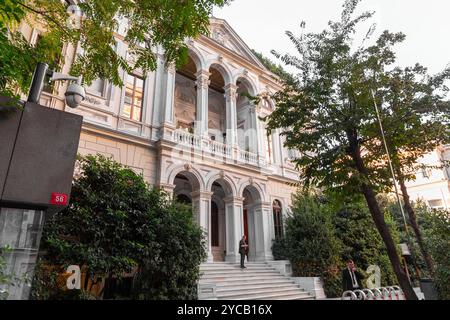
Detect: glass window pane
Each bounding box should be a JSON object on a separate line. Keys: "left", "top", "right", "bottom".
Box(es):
{"left": 126, "top": 74, "right": 135, "bottom": 86}
{"left": 134, "top": 95, "right": 142, "bottom": 107}
{"left": 122, "top": 104, "right": 131, "bottom": 118}
{"left": 122, "top": 73, "right": 144, "bottom": 121}
{"left": 132, "top": 107, "right": 142, "bottom": 121}
{"left": 124, "top": 94, "right": 132, "bottom": 105}
{"left": 135, "top": 77, "right": 143, "bottom": 90}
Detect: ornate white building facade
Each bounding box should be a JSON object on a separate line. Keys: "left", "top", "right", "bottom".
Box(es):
{"left": 20, "top": 17, "right": 300, "bottom": 263}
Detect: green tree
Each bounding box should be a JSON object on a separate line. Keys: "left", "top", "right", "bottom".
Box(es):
{"left": 0, "top": 245, "right": 14, "bottom": 300}
{"left": 264, "top": 0, "right": 417, "bottom": 299}
{"left": 330, "top": 195, "right": 399, "bottom": 287}
{"left": 284, "top": 191, "right": 343, "bottom": 297}
{"left": 421, "top": 208, "right": 450, "bottom": 299}
{"left": 0, "top": 0, "right": 229, "bottom": 98}
{"left": 368, "top": 65, "right": 450, "bottom": 276}
{"left": 31, "top": 155, "right": 206, "bottom": 300}
{"left": 251, "top": 49, "right": 294, "bottom": 82}
{"left": 131, "top": 201, "right": 206, "bottom": 300}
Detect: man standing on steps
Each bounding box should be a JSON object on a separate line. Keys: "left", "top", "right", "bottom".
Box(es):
{"left": 239, "top": 235, "right": 248, "bottom": 269}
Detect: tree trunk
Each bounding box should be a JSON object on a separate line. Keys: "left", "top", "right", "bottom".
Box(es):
{"left": 398, "top": 175, "right": 434, "bottom": 276}
{"left": 348, "top": 136, "right": 418, "bottom": 300}
{"left": 359, "top": 183, "right": 418, "bottom": 300}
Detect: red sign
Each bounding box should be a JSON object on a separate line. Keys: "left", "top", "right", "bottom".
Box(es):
{"left": 50, "top": 193, "right": 68, "bottom": 206}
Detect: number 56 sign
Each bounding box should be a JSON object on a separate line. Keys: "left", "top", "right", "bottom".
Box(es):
{"left": 50, "top": 193, "right": 68, "bottom": 206}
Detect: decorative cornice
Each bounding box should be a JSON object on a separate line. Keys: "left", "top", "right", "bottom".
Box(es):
{"left": 195, "top": 70, "right": 211, "bottom": 89}
{"left": 223, "top": 83, "right": 238, "bottom": 102}
{"left": 224, "top": 196, "right": 244, "bottom": 204}
{"left": 191, "top": 190, "right": 214, "bottom": 199}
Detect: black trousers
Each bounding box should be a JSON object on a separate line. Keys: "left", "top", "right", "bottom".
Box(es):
{"left": 240, "top": 253, "right": 245, "bottom": 267}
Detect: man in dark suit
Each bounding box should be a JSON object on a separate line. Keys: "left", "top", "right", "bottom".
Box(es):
{"left": 342, "top": 260, "right": 364, "bottom": 292}
{"left": 239, "top": 235, "right": 248, "bottom": 268}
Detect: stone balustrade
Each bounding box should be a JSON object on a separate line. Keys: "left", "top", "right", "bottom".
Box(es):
{"left": 172, "top": 129, "right": 266, "bottom": 168}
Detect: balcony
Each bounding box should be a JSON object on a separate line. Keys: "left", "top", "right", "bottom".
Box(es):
{"left": 172, "top": 129, "right": 266, "bottom": 168}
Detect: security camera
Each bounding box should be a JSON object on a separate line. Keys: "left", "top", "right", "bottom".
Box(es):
{"left": 65, "top": 82, "right": 86, "bottom": 108}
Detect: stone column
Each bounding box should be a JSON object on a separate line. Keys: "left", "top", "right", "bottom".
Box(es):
{"left": 272, "top": 128, "right": 282, "bottom": 165}
{"left": 224, "top": 196, "right": 244, "bottom": 263}
{"left": 224, "top": 84, "right": 238, "bottom": 147}
{"left": 253, "top": 201, "right": 274, "bottom": 262}
{"left": 249, "top": 104, "right": 264, "bottom": 157}
{"left": 192, "top": 190, "right": 214, "bottom": 262}
{"left": 160, "top": 62, "right": 176, "bottom": 140}
{"left": 195, "top": 70, "right": 210, "bottom": 137}
{"left": 150, "top": 53, "right": 166, "bottom": 140}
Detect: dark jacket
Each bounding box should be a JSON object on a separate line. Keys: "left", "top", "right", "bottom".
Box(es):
{"left": 342, "top": 268, "right": 364, "bottom": 292}
{"left": 239, "top": 239, "right": 247, "bottom": 255}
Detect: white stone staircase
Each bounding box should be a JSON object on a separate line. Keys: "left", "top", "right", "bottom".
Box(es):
{"left": 198, "top": 262, "right": 315, "bottom": 300}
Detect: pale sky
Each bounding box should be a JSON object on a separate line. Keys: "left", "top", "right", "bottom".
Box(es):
{"left": 215, "top": 0, "right": 450, "bottom": 75}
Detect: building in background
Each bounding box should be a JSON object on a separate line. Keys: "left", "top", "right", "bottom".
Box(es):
{"left": 14, "top": 17, "right": 300, "bottom": 264}
{"left": 405, "top": 145, "right": 450, "bottom": 210}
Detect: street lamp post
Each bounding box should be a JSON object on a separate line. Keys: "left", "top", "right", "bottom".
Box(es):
{"left": 370, "top": 89, "right": 421, "bottom": 283}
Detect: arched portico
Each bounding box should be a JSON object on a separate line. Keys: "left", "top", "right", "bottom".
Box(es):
{"left": 209, "top": 178, "right": 232, "bottom": 262}
{"left": 169, "top": 167, "right": 214, "bottom": 262}
{"left": 241, "top": 184, "right": 274, "bottom": 262}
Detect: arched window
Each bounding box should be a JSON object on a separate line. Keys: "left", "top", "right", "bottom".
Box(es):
{"left": 273, "top": 200, "right": 283, "bottom": 238}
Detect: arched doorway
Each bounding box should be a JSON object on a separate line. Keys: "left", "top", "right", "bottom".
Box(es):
{"left": 173, "top": 171, "right": 200, "bottom": 221}
{"left": 209, "top": 178, "right": 233, "bottom": 261}
{"left": 242, "top": 185, "right": 263, "bottom": 262}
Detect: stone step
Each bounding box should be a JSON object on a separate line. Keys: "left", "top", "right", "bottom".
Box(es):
{"left": 200, "top": 265, "right": 274, "bottom": 271}
{"left": 218, "top": 287, "right": 307, "bottom": 299}
{"left": 216, "top": 282, "right": 303, "bottom": 293}
{"left": 201, "top": 264, "right": 274, "bottom": 268}
{"left": 198, "top": 262, "right": 314, "bottom": 301}
{"left": 227, "top": 291, "right": 313, "bottom": 300}
{"left": 200, "top": 272, "right": 282, "bottom": 280}
{"left": 200, "top": 259, "right": 268, "bottom": 266}
{"left": 214, "top": 278, "right": 296, "bottom": 287}
{"left": 199, "top": 277, "right": 289, "bottom": 286}
{"left": 201, "top": 269, "right": 277, "bottom": 275}
{"left": 217, "top": 284, "right": 303, "bottom": 295}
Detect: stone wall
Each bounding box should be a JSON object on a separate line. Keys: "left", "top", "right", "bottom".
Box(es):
{"left": 267, "top": 179, "right": 296, "bottom": 209}
{"left": 77, "top": 130, "right": 157, "bottom": 185}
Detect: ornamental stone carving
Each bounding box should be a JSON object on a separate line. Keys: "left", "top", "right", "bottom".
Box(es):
{"left": 195, "top": 71, "right": 211, "bottom": 90}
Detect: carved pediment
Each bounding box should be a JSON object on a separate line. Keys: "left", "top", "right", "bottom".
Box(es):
{"left": 208, "top": 18, "right": 266, "bottom": 70}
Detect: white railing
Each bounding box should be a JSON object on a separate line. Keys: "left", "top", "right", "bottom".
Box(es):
{"left": 173, "top": 129, "right": 266, "bottom": 168}
{"left": 238, "top": 149, "right": 259, "bottom": 166}
{"left": 173, "top": 130, "right": 202, "bottom": 148}
{"left": 204, "top": 139, "right": 232, "bottom": 158}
